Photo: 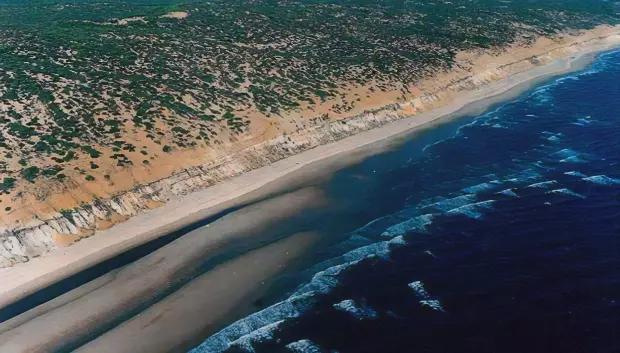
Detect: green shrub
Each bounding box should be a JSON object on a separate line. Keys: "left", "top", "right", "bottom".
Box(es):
{"left": 2, "top": 177, "right": 17, "bottom": 190}
{"left": 22, "top": 166, "right": 40, "bottom": 183}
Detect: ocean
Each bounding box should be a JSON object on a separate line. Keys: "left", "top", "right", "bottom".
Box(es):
{"left": 190, "top": 50, "right": 620, "bottom": 353}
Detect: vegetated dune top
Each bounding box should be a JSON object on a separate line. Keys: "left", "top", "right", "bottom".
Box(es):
{"left": 0, "top": 0, "right": 618, "bottom": 228}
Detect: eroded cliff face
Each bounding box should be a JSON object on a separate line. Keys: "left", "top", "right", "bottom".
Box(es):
{"left": 1, "top": 28, "right": 619, "bottom": 267}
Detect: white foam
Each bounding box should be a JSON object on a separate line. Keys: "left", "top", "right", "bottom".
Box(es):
{"left": 582, "top": 175, "right": 620, "bottom": 185}
{"left": 307, "top": 236, "right": 406, "bottom": 281}
{"left": 295, "top": 260, "right": 362, "bottom": 297}
{"left": 408, "top": 281, "right": 430, "bottom": 299}
{"left": 556, "top": 75, "right": 580, "bottom": 83}
{"left": 551, "top": 148, "right": 580, "bottom": 159}
{"left": 381, "top": 214, "right": 434, "bottom": 237}
{"left": 496, "top": 189, "right": 518, "bottom": 197}
{"left": 203, "top": 235, "right": 407, "bottom": 352}
{"left": 564, "top": 171, "right": 587, "bottom": 177}
{"left": 462, "top": 182, "right": 501, "bottom": 194}
{"left": 546, "top": 188, "right": 586, "bottom": 199}
{"left": 409, "top": 281, "right": 445, "bottom": 312}
{"left": 445, "top": 200, "right": 495, "bottom": 219}
{"left": 541, "top": 131, "right": 563, "bottom": 142}
{"left": 389, "top": 235, "right": 408, "bottom": 246}
{"left": 560, "top": 155, "right": 587, "bottom": 163}
{"left": 425, "top": 194, "right": 477, "bottom": 212}
{"left": 333, "top": 299, "right": 377, "bottom": 319}
{"left": 424, "top": 250, "right": 439, "bottom": 258}
{"left": 504, "top": 169, "right": 542, "bottom": 183}
{"left": 525, "top": 180, "right": 557, "bottom": 189}
{"left": 342, "top": 236, "right": 407, "bottom": 262}
{"left": 576, "top": 118, "right": 592, "bottom": 125}
{"left": 534, "top": 161, "right": 554, "bottom": 170}
{"left": 228, "top": 320, "right": 284, "bottom": 353}
{"left": 190, "top": 293, "right": 317, "bottom": 353}
{"left": 420, "top": 300, "right": 446, "bottom": 312}
{"left": 286, "top": 340, "right": 323, "bottom": 353}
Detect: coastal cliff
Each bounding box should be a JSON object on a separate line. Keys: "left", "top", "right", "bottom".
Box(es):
{"left": 1, "top": 27, "right": 619, "bottom": 267}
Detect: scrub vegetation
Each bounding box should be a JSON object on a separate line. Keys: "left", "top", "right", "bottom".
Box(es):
{"left": 0, "top": 0, "right": 617, "bottom": 191}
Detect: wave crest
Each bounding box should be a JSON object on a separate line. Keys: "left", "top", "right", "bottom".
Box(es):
{"left": 582, "top": 175, "right": 620, "bottom": 185}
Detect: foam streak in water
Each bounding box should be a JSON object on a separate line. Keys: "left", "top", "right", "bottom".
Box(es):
{"left": 189, "top": 293, "right": 317, "bottom": 353}
{"left": 381, "top": 214, "right": 434, "bottom": 237}
{"left": 286, "top": 340, "right": 323, "bottom": 353}
{"left": 462, "top": 181, "right": 501, "bottom": 194}
{"left": 425, "top": 194, "right": 477, "bottom": 212}
{"left": 526, "top": 180, "right": 558, "bottom": 189}
{"left": 560, "top": 155, "right": 587, "bottom": 163}
{"left": 333, "top": 299, "right": 377, "bottom": 319}
{"left": 192, "top": 235, "right": 409, "bottom": 352}
{"left": 445, "top": 200, "right": 495, "bottom": 219}
{"left": 551, "top": 148, "right": 580, "bottom": 159}
{"left": 504, "top": 169, "right": 542, "bottom": 183}
{"left": 408, "top": 281, "right": 445, "bottom": 312}
{"left": 565, "top": 171, "right": 587, "bottom": 177}
{"left": 582, "top": 175, "right": 620, "bottom": 185}
{"left": 496, "top": 189, "right": 519, "bottom": 197}
{"left": 227, "top": 321, "right": 284, "bottom": 353}
{"left": 546, "top": 188, "right": 586, "bottom": 199}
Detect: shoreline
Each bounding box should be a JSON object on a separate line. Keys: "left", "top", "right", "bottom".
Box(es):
{"left": 1, "top": 36, "right": 619, "bottom": 312}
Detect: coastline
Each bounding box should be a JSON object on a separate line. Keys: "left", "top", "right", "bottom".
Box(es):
{"left": 0, "top": 36, "right": 618, "bottom": 353}
{"left": 1, "top": 32, "right": 619, "bottom": 311}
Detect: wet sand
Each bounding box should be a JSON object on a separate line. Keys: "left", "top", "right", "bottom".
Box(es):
{"left": 0, "top": 46, "right": 617, "bottom": 353}
{"left": 76, "top": 231, "right": 320, "bottom": 353}
{"left": 0, "top": 187, "right": 328, "bottom": 352}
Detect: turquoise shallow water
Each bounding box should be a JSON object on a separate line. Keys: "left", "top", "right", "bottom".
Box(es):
{"left": 191, "top": 50, "right": 620, "bottom": 353}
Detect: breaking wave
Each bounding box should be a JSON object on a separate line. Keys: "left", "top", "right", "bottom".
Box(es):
{"left": 551, "top": 148, "right": 580, "bottom": 159}
{"left": 381, "top": 214, "right": 435, "bottom": 237}
{"left": 546, "top": 188, "right": 586, "bottom": 199}
{"left": 189, "top": 293, "right": 316, "bottom": 353}
{"left": 286, "top": 340, "right": 323, "bottom": 353}
{"left": 560, "top": 155, "right": 587, "bottom": 163}
{"left": 423, "top": 194, "right": 477, "bottom": 212}
{"left": 525, "top": 180, "right": 558, "bottom": 189}
{"left": 461, "top": 181, "right": 502, "bottom": 194}
{"left": 496, "top": 189, "right": 519, "bottom": 197}
{"left": 564, "top": 171, "right": 587, "bottom": 177}
{"left": 445, "top": 200, "right": 495, "bottom": 219}
{"left": 408, "top": 281, "right": 445, "bottom": 312}
{"left": 333, "top": 299, "right": 377, "bottom": 319}
{"left": 582, "top": 175, "right": 620, "bottom": 185}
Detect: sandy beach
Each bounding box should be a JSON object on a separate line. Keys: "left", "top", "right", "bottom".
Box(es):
{"left": 0, "top": 38, "right": 619, "bottom": 352}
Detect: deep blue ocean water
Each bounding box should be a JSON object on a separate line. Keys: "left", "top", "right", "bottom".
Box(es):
{"left": 191, "top": 50, "right": 620, "bottom": 353}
